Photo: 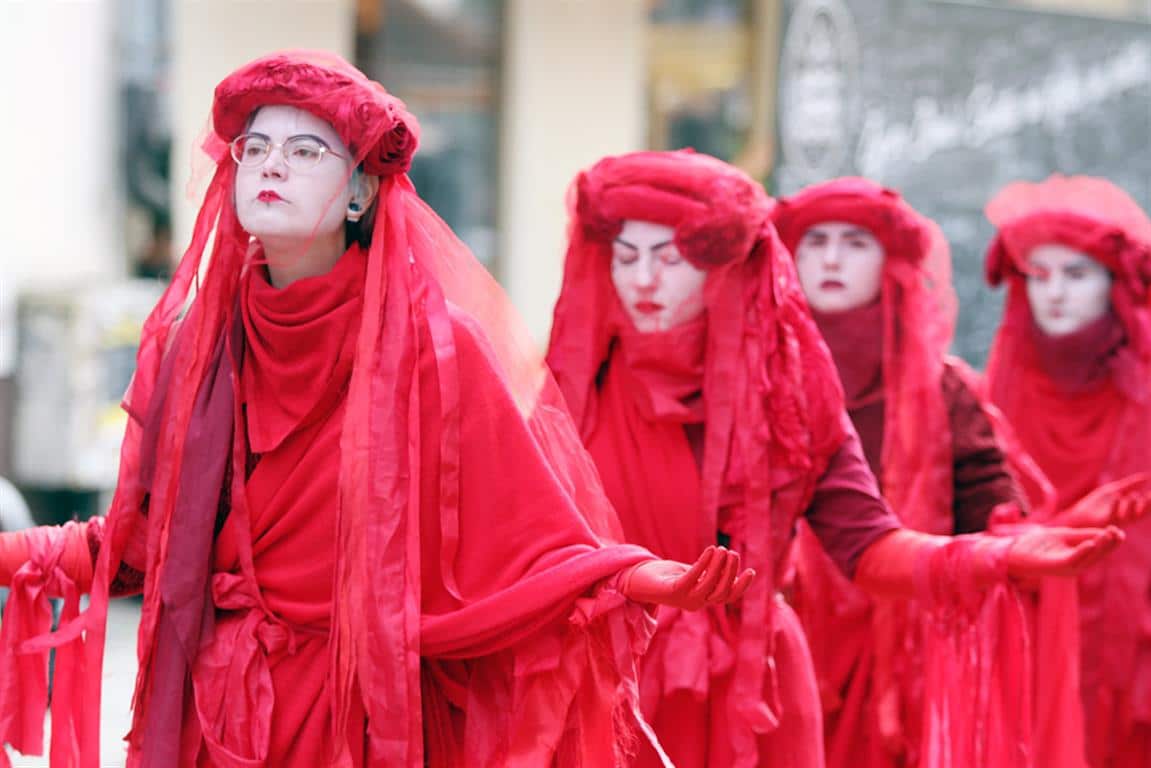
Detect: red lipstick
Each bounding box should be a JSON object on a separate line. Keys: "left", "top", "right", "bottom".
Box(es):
{"left": 257, "top": 190, "right": 284, "bottom": 203}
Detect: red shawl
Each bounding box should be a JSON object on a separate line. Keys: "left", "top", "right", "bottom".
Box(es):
{"left": 547, "top": 149, "right": 848, "bottom": 767}
{"left": 0, "top": 51, "right": 660, "bottom": 768}
{"left": 985, "top": 175, "right": 1151, "bottom": 767}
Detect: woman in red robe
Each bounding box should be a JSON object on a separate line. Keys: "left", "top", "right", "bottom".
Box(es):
{"left": 773, "top": 178, "right": 1063, "bottom": 768}
{"left": 546, "top": 149, "right": 1125, "bottom": 768}
{"left": 0, "top": 52, "right": 755, "bottom": 768}
{"left": 984, "top": 175, "right": 1151, "bottom": 768}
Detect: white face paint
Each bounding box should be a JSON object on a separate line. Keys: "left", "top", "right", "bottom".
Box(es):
{"left": 794, "top": 221, "right": 885, "bottom": 313}
{"left": 610, "top": 219, "right": 708, "bottom": 333}
{"left": 234, "top": 105, "right": 357, "bottom": 243}
{"left": 1025, "top": 243, "right": 1113, "bottom": 337}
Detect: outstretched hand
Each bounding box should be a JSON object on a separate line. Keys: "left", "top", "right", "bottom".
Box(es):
{"left": 1006, "top": 525, "right": 1125, "bottom": 581}
{"left": 1059, "top": 473, "right": 1151, "bottom": 529}
{"left": 620, "top": 546, "right": 756, "bottom": 611}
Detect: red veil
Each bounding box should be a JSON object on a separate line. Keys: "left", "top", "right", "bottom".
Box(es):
{"left": 547, "top": 150, "right": 848, "bottom": 766}
{"left": 985, "top": 175, "right": 1151, "bottom": 766}
{"left": 0, "top": 51, "right": 658, "bottom": 767}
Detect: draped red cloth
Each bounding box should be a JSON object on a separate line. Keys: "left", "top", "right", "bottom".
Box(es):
{"left": 985, "top": 175, "right": 1151, "bottom": 768}
{"left": 0, "top": 51, "right": 662, "bottom": 768}
{"left": 775, "top": 178, "right": 1037, "bottom": 768}
{"left": 548, "top": 150, "right": 870, "bottom": 768}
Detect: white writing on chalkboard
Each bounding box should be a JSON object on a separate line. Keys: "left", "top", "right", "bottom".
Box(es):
{"left": 856, "top": 40, "right": 1151, "bottom": 177}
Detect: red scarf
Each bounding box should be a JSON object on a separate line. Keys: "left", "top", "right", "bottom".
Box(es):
{"left": 240, "top": 247, "right": 365, "bottom": 454}
{"left": 1006, "top": 314, "right": 1127, "bottom": 510}
{"left": 588, "top": 314, "right": 707, "bottom": 564}
{"left": 811, "top": 303, "right": 884, "bottom": 411}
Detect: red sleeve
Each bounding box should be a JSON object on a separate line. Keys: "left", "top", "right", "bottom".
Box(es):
{"left": 942, "top": 366, "right": 1025, "bottom": 534}
{"left": 804, "top": 418, "right": 901, "bottom": 579}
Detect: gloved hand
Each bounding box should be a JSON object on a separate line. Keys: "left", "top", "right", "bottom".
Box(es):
{"left": 1056, "top": 473, "right": 1151, "bottom": 529}
{"left": 1004, "top": 525, "right": 1124, "bottom": 580}
{"left": 619, "top": 545, "right": 755, "bottom": 611}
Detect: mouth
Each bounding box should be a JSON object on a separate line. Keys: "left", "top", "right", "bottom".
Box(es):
{"left": 819, "top": 279, "right": 846, "bottom": 291}
{"left": 634, "top": 301, "right": 664, "bottom": 315}
{"left": 257, "top": 190, "right": 284, "bottom": 203}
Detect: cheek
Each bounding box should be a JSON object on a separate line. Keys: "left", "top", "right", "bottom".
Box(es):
{"left": 610, "top": 264, "right": 632, "bottom": 301}
{"left": 664, "top": 270, "right": 707, "bottom": 319}
{"left": 794, "top": 253, "right": 820, "bottom": 294}
{"left": 1073, "top": 278, "right": 1113, "bottom": 318}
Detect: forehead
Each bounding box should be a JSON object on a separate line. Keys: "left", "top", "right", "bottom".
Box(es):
{"left": 802, "top": 221, "right": 877, "bottom": 240}
{"left": 617, "top": 219, "right": 676, "bottom": 245}
{"left": 1027, "top": 243, "right": 1099, "bottom": 268}
{"left": 247, "top": 105, "right": 346, "bottom": 149}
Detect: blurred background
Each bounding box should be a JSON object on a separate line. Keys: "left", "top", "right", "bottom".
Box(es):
{"left": 0, "top": 0, "right": 1148, "bottom": 762}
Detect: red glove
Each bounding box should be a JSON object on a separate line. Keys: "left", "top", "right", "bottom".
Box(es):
{"left": 1004, "top": 525, "right": 1124, "bottom": 580}
{"left": 1056, "top": 473, "right": 1151, "bottom": 529}
{"left": 619, "top": 546, "right": 755, "bottom": 611}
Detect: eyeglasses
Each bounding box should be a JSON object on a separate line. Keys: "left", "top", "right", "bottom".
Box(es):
{"left": 229, "top": 134, "right": 346, "bottom": 171}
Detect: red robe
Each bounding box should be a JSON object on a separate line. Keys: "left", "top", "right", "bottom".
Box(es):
{"left": 0, "top": 246, "right": 660, "bottom": 768}
{"left": 796, "top": 305, "right": 1026, "bottom": 768}
{"left": 583, "top": 317, "right": 900, "bottom": 768}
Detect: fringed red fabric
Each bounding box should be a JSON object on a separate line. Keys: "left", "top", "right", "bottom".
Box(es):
{"left": 547, "top": 149, "right": 848, "bottom": 767}
{"left": 0, "top": 519, "right": 102, "bottom": 766}
{"left": 985, "top": 175, "right": 1151, "bottom": 768}
{"left": 914, "top": 536, "right": 1032, "bottom": 768}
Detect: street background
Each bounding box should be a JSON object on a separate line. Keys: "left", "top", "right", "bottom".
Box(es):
{"left": 0, "top": 0, "right": 1148, "bottom": 763}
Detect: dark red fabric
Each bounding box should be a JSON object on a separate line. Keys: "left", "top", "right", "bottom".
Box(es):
{"left": 985, "top": 176, "right": 1151, "bottom": 768}
{"left": 548, "top": 149, "right": 852, "bottom": 768}
{"left": 811, "top": 304, "right": 885, "bottom": 410}
{"left": 0, "top": 52, "right": 665, "bottom": 768}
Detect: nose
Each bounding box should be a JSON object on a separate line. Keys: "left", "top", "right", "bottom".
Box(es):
{"left": 634, "top": 253, "right": 659, "bottom": 289}
{"left": 1046, "top": 273, "right": 1067, "bottom": 302}
{"left": 260, "top": 145, "right": 288, "bottom": 179}
{"left": 820, "top": 240, "right": 843, "bottom": 270}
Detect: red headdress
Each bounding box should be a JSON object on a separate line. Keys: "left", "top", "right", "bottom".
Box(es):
{"left": 548, "top": 149, "right": 848, "bottom": 762}
{"left": 12, "top": 51, "right": 656, "bottom": 767}
{"left": 984, "top": 175, "right": 1151, "bottom": 507}
{"left": 774, "top": 177, "right": 957, "bottom": 534}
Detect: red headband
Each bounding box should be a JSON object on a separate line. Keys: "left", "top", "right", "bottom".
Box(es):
{"left": 574, "top": 149, "right": 773, "bottom": 269}
{"left": 773, "top": 177, "right": 931, "bottom": 263}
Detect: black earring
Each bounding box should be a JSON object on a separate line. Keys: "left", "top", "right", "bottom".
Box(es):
{"left": 348, "top": 202, "right": 361, "bottom": 212}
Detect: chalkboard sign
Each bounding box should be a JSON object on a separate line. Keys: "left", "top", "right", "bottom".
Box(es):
{"left": 775, "top": 0, "right": 1151, "bottom": 365}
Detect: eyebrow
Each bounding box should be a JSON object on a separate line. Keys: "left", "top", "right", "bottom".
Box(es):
{"left": 245, "top": 131, "right": 333, "bottom": 148}
{"left": 804, "top": 226, "right": 873, "bottom": 238}
{"left": 613, "top": 237, "right": 677, "bottom": 251}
